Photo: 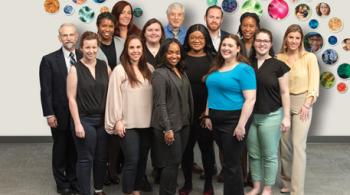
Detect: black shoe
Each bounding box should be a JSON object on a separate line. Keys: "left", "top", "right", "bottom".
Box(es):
{"left": 138, "top": 176, "right": 153, "bottom": 192}
{"left": 110, "top": 176, "right": 120, "bottom": 184}
{"left": 70, "top": 184, "right": 80, "bottom": 195}
{"left": 104, "top": 175, "right": 111, "bottom": 186}
{"left": 57, "top": 188, "right": 73, "bottom": 195}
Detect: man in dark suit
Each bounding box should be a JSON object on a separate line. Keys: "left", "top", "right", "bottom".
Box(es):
{"left": 205, "top": 5, "right": 230, "bottom": 53}
{"left": 39, "top": 23, "right": 81, "bottom": 195}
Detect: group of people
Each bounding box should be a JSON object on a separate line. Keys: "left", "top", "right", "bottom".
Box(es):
{"left": 39, "top": 1, "right": 319, "bottom": 195}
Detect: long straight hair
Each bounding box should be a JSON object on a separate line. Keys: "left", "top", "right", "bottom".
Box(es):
{"left": 280, "top": 24, "right": 305, "bottom": 54}
{"left": 111, "top": 1, "right": 141, "bottom": 37}
{"left": 119, "top": 35, "right": 151, "bottom": 87}
{"left": 207, "top": 34, "right": 250, "bottom": 75}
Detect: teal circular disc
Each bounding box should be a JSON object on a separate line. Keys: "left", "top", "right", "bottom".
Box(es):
{"left": 78, "top": 6, "right": 94, "bottom": 23}
{"left": 337, "top": 63, "right": 350, "bottom": 79}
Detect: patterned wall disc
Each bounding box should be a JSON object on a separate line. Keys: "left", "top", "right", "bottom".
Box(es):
{"left": 63, "top": 5, "right": 74, "bottom": 16}
{"left": 337, "top": 63, "right": 350, "bottom": 79}
{"left": 78, "top": 6, "right": 95, "bottom": 23}
{"left": 241, "top": 0, "right": 263, "bottom": 16}
{"left": 320, "top": 71, "right": 335, "bottom": 88}
{"left": 222, "top": 0, "right": 238, "bottom": 13}
{"left": 295, "top": 3, "right": 311, "bottom": 21}
{"left": 328, "top": 36, "right": 337, "bottom": 46}
{"left": 44, "top": 0, "right": 60, "bottom": 14}
{"left": 304, "top": 32, "right": 323, "bottom": 53}
{"left": 268, "top": 0, "right": 289, "bottom": 20}
{"left": 337, "top": 82, "right": 348, "bottom": 93}
{"left": 322, "top": 49, "right": 338, "bottom": 65}
{"left": 72, "top": 0, "right": 86, "bottom": 5}
{"left": 328, "top": 17, "right": 343, "bottom": 33}
{"left": 309, "top": 19, "right": 319, "bottom": 29}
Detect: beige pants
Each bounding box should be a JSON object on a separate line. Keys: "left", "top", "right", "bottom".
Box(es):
{"left": 280, "top": 93, "right": 312, "bottom": 195}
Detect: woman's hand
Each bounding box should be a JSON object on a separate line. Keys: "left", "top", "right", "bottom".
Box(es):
{"left": 164, "top": 130, "right": 175, "bottom": 145}
{"left": 201, "top": 118, "right": 213, "bottom": 130}
{"left": 75, "top": 123, "right": 85, "bottom": 138}
{"left": 299, "top": 104, "right": 310, "bottom": 121}
{"left": 280, "top": 117, "right": 291, "bottom": 132}
{"left": 115, "top": 121, "right": 126, "bottom": 138}
{"left": 233, "top": 125, "right": 245, "bottom": 141}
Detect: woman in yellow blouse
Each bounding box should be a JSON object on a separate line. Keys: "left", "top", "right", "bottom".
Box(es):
{"left": 276, "top": 24, "right": 319, "bottom": 195}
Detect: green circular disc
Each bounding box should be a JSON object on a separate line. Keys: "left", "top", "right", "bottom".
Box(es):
{"left": 133, "top": 7, "right": 143, "bottom": 17}
{"left": 320, "top": 71, "right": 335, "bottom": 88}
{"left": 241, "top": 0, "right": 263, "bottom": 16}
{"left": 337, "top": 63, "right": 350, "bottom": 79}
{"left": 207, "top": 0, "right": 218, "bottom": 6}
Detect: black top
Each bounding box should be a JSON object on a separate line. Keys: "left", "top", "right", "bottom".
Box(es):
{"left": 75, "top": 59, "right": 109, "bottom": 116}
{"left": 145, "top": 46, "right": 158, "bottom": 66}
{"left": 100, "top": 39, "right": 117, "bottom": 70}
{"left": 184, "top": 55, "right": 212, "bottom": 117}
{"left": 251, "top": 58, "right": 290, "bottom": 114}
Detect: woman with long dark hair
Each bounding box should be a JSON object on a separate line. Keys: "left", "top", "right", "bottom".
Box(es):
{"left": 105, "top": 35, "right": 154, "bottom": 195}
{"left": 151, "top": 38, "right": 193, "bottom": 195}
{"left": 203, "top": 34, "right": 256, "bottom": 195}
{"left": 111, "top": 1, "right": 141, "bottom": 39}
{"left": 179, "top": 24, "right": 216, "bottom": 195}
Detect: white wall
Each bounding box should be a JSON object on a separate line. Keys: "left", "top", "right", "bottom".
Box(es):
{"left": 0, "top": 0, "right": 348, "bottom": 136}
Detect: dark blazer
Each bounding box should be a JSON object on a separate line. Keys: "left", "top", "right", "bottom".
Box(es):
{"left": 220, "top": 29, "right": 230, "bottom": 40}
{"left": 151, "top": 66, "right": 194, "bottom": 132}
{"left": 39, "top": 48, "right": 82, "bottom": 130}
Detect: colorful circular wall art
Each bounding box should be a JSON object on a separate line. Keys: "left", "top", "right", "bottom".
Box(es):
{"left": 337, "top": 82, "right": 347, "bottom": 93}
{"left": 309, "top": 19, "right": 319, "bottom": 29}
{"left": 222, "top": 0, "right": 238, "bottom": 13}
{"left": 322, "top": 49, "right": 338, "bottom": 65}
{"left": 328, "top": 36, "right": 337, "bottom": 46}
{"left": 44, "top": 0, "right": 60, "bottom": 14}
{"left": 207, "top": 0, "right": 218, "bottom": 6}
{"left": 337, "top": 63, "right": 350, "bottom": 79}
{"left": 316, "top": 2, "right": 330, "bottom": 17}
{"left": 78, "top": 6, "right": 95, "bottom": 23}
{"left": 342, "top": 38, "right": 350, "bottom": 51}
{"left": 295, "top": 3, "right": 311, "bottom": 21}
{"left": 93, "top": 0, "right": 106, "bottom": 3}
{"left": 304, "top": 32, "right": 323, "bottom": 53}
{"left": 320, "top": 71, "right": 335, "bottom": 88}
{"left": 72, "top": 0, "right": 86, "bottom": 5}
{"left": 100, "top": 6, "right": 109, "bottom": 13}
{"left": 268, "top": 0, "right": 289, "bottom": 20}
{"left": 63, "top": 5, "right": 74, "bottom": 16}
{"left": 328, "top": 17, "right": 343, "bottom": 33}
{"left": 133, "top": 7, "right": 143, "bottom": 17}
{"left": 241, "top": 0, "right": 263, "bottom": 16}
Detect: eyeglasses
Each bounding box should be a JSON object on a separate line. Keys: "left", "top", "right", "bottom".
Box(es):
{"left": 189, "top": 36, "right": 205, "bottom": 41}
{"left": 255, "top": 39, "right": 271, "bottom": 44}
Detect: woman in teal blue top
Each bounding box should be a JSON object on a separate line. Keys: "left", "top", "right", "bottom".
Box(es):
{"left": 203, "top": 34, "right": 256, "bottom": 195}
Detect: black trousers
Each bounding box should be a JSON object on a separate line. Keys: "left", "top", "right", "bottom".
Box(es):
{"left": 153, "top": 126, "right": 190, "bottom": 195}
{"left": 210, "top": 109, "right": 252, "bottom": 195}
{"left": 106, "top": 134, "right": 121, "bottom": 180}
{"left": 181, "top": 116, "right": 215, "bottom": 189}
{"left": 119, "top": 128, "right": 152, "bottom": 194}
{"left": 51, "top": 125, "right": 77, "bottom": 191}
{"left": 73, "top": 115, "right": 108, "bottom": 195}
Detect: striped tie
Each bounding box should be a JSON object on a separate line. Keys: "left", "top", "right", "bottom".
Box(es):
{"left": 69, "top": 52, "right": 77, "bottom": 65}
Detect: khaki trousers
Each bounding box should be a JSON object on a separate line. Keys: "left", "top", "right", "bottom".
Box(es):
{"left": 280, "top": 93, "right": 312, "bottom": 195}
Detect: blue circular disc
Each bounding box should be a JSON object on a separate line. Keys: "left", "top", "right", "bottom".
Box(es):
{"left": 328, "top": 36, "right": 337, "bottom": 45}
{"left": 93, "top": 0, "right": 106, "bottom": 3}
{"left": 309, "top": 19, "right": 319, "bottom": 29}
{"left": 63, "top": 5, "right": 74, "bottom": 16}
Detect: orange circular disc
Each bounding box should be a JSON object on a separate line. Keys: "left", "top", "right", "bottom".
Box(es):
{"left": 44, "top": 0, "right": 60, "bottom": 14}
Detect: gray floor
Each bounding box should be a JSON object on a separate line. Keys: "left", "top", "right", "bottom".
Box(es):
{"left": 0, "top": 143, "right": 349, "bottom": 195}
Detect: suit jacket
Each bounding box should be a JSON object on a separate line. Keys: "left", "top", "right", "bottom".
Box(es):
{"left": 151, "top": 66, "right": 194, "bottom": 132}
{"left": 96, "top": 36, "right": 124, "bottom": 67}
{"left": 39, "top": 48, "right": 82, "bottom": 130}
{"left": 220, "top": 29, "right": 230, "bottom": 40}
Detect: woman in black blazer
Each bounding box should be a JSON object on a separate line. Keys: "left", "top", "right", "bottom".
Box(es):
{"left": 151, "top": 38, "right": 193, "bottom": 195}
